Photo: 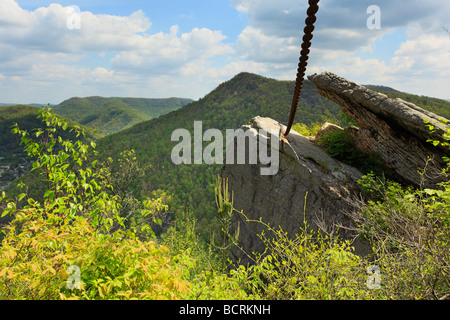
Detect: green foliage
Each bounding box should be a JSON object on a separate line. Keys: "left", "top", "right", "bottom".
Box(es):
{"left": 422, "top": 118, "right": 450, "bottom": 230}
{"left": 6, "top": 107, "right": 115, "bottom": 232}
{"left": 93, "top": 73, "right": 344, "bottom": 240}
{"left": 0, "top": 208, "right": 191, "bottom": 300}
{"left": 244, "top": 230, "right": 371, "bottom": 299}
{"left": 0, "top": 107, "right": 193, "bottom": 299}
{"left": 161, "top": 206, "right": 218, "bottom": 279}
{"left": 0, "top": 105, "right": 41, "bottom": 166}
{"left": 2, "top": 108, "right": 164, "bottom": 236}
{"left": 0, "top": 105, "right": 98, "bottom": 195}
{"left": 292, "top": 121, "right": 324, "bottom": 136}
{"left": 226, "top": 196, "right": 374, "bottom": 300}
{"left": 213, "top": 176, "right": 239, "bottom": 273}
{"left": 338, "top": 110, "right": 359, "bottom": 127}
{"left": 351, "top": 174, "right": 450, "bottom": 299}
{"left": 292, "top": 110, "right": 357, "bottom": 137}
{"left": 318, "top": 129, "right": 389, "bottom": 176}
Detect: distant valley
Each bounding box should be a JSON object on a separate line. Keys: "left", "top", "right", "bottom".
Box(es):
{"left": 0, "top": 96, "right": 193, "bottom": 189}
{"left": 53, "top": 96, "right": 193, "bottom": 136}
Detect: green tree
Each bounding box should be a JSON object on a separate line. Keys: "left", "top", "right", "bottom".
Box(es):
{"left": 0, "top": 107, "right": 191, "bottom": 299}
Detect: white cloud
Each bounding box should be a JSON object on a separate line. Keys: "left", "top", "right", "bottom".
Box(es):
{"left": 1, "top": 0, "right": 449, "bottom": 104}
{"left": 0, "top": 3, "right": 151, "bottom": 53}
{"left": 0, "top": 1, "right": 235, "bottom": 103}
{"left": 229, "top": 0, "right": 450, "bottom": 99}
{"left": 309, "top": 33, "right": 450, "bottom": 98}
{"left": 111, "top": 25, "right": 234, "bottom": 75}
{"left": 236, "top": 27, "right": 299, "bottom": 63}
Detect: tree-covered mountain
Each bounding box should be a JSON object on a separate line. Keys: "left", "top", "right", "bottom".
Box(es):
{"left": 92, "top": 73, "right": 347, "bottom": 236}
{"left": 93, "top": 72, "right": 450, "bottom": 237}
{"left": 1, "top": 105, "right": 41, "bottom": 163}
{"left": 53, "top": 96, "right": 193, "bottom": 136}
{"left": 5, "top": 72, "right": 450, "bottom": 237}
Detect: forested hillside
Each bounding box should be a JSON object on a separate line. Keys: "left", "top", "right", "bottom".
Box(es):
{"left": 95, "top": 73, "right": 450, "bottom": 237}
{"left": 4, "top": 73, "right": 450, "bottom": 239}
{"left": 0, "top": 105, "right": 41, "bottom": 166}
{"left": 53, "top": 96, "right": 193, "bottom": 136}
{"left": 93, "top": 73, "right": 350, "bottom": 236}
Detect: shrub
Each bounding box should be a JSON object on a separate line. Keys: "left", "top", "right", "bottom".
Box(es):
{"left": 292, "top": 122, "right": 323, "bottom": 136}
{"left": 350, "top": 174, "right": 450, "bottom": 299}
{"left": 0, "top": 207, "right": 191, "bottom": 300}
{"left": 229, "top": 197, "right": 377, "bottom": 300}
{"left": 318, "top": 129, "right": 389, "bottom": 176}
{"left": 0, "top": 107, "right": 191, "bottom": 300}
{"left": 348, "top": 119, "right": 450, "bottom": 299}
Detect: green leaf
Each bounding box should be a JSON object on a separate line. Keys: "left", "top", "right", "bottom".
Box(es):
{"left": 44, "top": 190, "right": 55, "bottom": 202}
{"left": 1, "top": 208, "right": 10, "bottom": 217}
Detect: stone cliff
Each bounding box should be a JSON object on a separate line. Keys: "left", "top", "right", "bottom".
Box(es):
{"left": 221, "top": 117, "right": 371, "bottom": 265}
{"left": 308, "top": 72, "right": 449, "bottom": 188}
{"left": 221, "top": 72, "right": 449, "bottom": 266}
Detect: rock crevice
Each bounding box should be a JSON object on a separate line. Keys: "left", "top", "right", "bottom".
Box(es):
{"left": 308, "top": 72, "right": 449, "bottom": 188}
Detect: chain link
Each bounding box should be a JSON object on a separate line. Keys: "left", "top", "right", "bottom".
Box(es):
{"left": 283, "top": 0, "right": 320, "bottom": 136}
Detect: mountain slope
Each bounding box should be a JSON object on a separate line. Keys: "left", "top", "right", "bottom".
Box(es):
{"left": 53, "top": 96, "right": 193, "bottom": 136}
{"left": 364, "top": 85, "right": 400, "bottom": 92}
{"left": 95, "top": 72, "right": 450, "bottom": 236}
{"left": 6, "top": 73, "right": 449, "bottom": 238}
{"left": 94, "top": 72, "right": 344, "bottom": 236}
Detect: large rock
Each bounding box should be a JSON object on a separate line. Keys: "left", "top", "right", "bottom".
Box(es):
{"left": 221, "top": 72, "right": 449, "bottom": 266}
{"left": 221, "top": 117, "right": 371, "bottom": 266}
{"left": 314, "top": 122, "right": 344, "bottom": 142}
{"left": 308, "top": 72, "right": 450, "bottom": 188}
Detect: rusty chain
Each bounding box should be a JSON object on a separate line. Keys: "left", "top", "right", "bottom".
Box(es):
{"left": 283, "top": 0, "right": 320, "bottom": 136}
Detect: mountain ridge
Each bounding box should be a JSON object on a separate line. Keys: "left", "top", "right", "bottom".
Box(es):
{"left": 4, "top": 72, "right": 450, "bottom": 237}
{"left": 53, "top": 96, "right": 193, "bottom": 136}
{"left": 95, "top": 72, "right": 450, "bottom": 235}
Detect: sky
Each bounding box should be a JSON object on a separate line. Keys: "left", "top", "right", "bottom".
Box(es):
{"left": 0, "top": 0, "right": 449, "bottom": 104}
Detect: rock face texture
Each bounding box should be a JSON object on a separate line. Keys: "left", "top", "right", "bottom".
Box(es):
{"left": 221, "top": 117, "right": 371, "bottom": 266}
{"left": 308, "top": 72, "right": 450, "bottom": 188}
{"left": 221, "top": 72, "right": 449, "bottom": 266}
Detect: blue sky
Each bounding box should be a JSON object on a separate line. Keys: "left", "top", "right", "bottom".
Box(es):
{"left": 14, "top": 0, "right": 247, "bottom": 37}
{"left": 0, "top": 0, "right": 449, "bottom": 104}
